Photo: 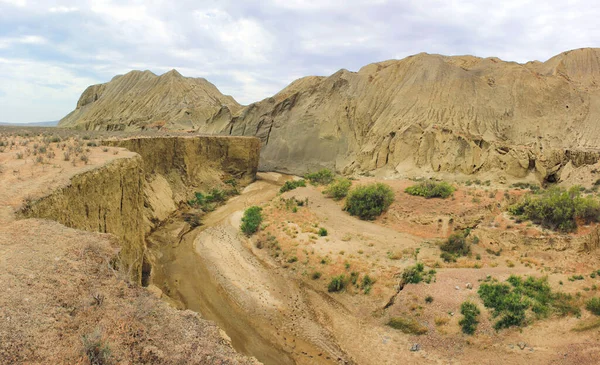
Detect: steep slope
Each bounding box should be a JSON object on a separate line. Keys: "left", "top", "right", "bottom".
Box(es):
{"left": 59, "top": 70, "right": 241, "bottom": 131}
{"left": 210, "top": 48, "right": 600, "bottom": 181}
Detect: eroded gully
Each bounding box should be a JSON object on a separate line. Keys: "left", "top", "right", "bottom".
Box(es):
{"left": 146, "top": 173, "right": 349, "bottom": 365}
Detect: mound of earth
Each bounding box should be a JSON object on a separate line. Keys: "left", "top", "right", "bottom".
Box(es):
{"left": 59, "top": 69, "right": 241, "bottom": 131}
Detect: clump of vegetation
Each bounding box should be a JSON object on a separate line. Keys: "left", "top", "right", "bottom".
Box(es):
{"left": 439, "top": 231, "right": 472, "bottom": 262}
{"left": 311, "top": 271, "right": 322, "bottom": 280}
{"left": 344, "top": 183, "right": 394, "bottom": 220}
{"left": 510, "top": 182, "right": 541, "bottom": 192}
{"left": 328, "top": 274, "right": 347, "bottom": 292}
{"left": 402, "top": 263, "right": 436, "bottom": 284}
{"left": 81, "top": 330, "right": 112, "bottom": 365}
{"left": 241, "top": 206, "right": 263, "bottom": 236}
{"left": 405, "top": 181, "right": 455, "bottom": 199}
{"left": 188, "top": 187, "right": 234, "bottom": 211}
{"left": 318, "top": 227, "right": 328, "bottom": 237}
{"left": 362, "top": 274, "right": 374, "bottom": 294}
{"left": 324, "top": 178, "right": 352, "bottom": 200}
{"left": 586, "top": 297, "right": 600, "bottom": 315}
{"left": 305, "top": 169, "right": 335, "bottom": 185}
{"left": 459, "top": 301, "right": 480, "bottom": 335}
{"left": 425, "top": 295, "right": 434, "bottom": 304}
{"left": 280, "top": 179, "right": 307, "bottom": 193}
{"left": 387, "top": 317, "right": 427, "bottom": 335}
{"left": 478, "top": 275, "right": 580, "bottom": 330}
{"left": 508, "top": 186, "right": 600, "bottom": 232}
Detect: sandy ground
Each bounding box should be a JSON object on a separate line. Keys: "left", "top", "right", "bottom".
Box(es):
{"left": 149, "top": 173, "right": 600, "bottom": 365}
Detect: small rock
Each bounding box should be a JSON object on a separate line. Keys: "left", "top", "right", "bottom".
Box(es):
{"left": 449, "top": 312, "right": 454, "bottom": 316}
{"left": 410, "top": 343, "right": 420, "bottom": 352}
{"left": 466, "top": 283, "right": 473, "bottom": 289}
{"left": 455, "top": 286, "right": 460, "bottom": 290}
{"left": 518, "top": 342, "right": 526, "bottom": 350}
{"left": 509, "top": 344, "right": 514, "bottom": 349}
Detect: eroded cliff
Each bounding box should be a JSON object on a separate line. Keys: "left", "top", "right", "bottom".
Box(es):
{"left": 18, "top": 135, "right": 260, "bottom": 283}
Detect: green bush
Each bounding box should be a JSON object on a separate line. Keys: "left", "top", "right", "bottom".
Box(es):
{"left": 387, "top": 317, "right": 427, "bottom": 335}
{"left": 328, "top": 275, "right": 346, "bottom": 292}
{"left": 509, "top": 186, "right": 600, "bottom": 232}
{"left": 324, "top": 178, "right": 352, "bottom": 200}
{"left": 344, "top": 183, "right": 394, "bottom": 220}
{"left": 311, "top": 271, "right": 322, "bottom": 280}
{"left": 362, "top": 274, "right": 374, "bottom": 294}
{"left": 586, "top": 297, "right": 600, "bottom": 315}
{"left": 402, "top": 263, "right": 436, "bottom": 284}
{"left": 305, "top": 169, "right": 335, "bottom": 185}
{"left": 240, "top": 206, "right": 263, "bottom": 236}
{"left": 318, "top": 227, "right": 328, "bottom": 236}
{"left": 440, "top": 232, "right": 471, "bottom": 256}
{"left": 459, "top": 301, "right": 480, "bottom": 335}
{"left": 478, "top": 275, "right": 580, "bottom": 330}
{"left": 405, "top": 181, "right": 455, "bottom": 199}
{"left": 280, "top": 179, "right": 307, "bottom": 193}
{"left": 188, "top": 188, "right": 231, "bottom": 211}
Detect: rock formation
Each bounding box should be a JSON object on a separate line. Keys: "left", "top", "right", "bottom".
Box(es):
{"left": 62, "top": 48, "right": 600, "bottom": 181}
{"left": 59, "top": 70, "right": 241, "bottom": 131}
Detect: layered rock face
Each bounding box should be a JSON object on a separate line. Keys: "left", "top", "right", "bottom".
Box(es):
{"left": 59, "top": 70, "right": 241, "bottom": 131}
{"left": 214, "top": 48, "right": 600, "bottom": 180}
{"left": 62, "top": 48, "right": 600, "bottom": 181}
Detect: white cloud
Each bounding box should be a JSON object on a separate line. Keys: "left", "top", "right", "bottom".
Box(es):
{"left": 0, "top": 35, "right": 46, "bottom": 49}
{"left": 0, "top": 0, "right": 599, "bottom": 122}
{"left": 0, "top": 0, "right": 26, "bottom": 7}
{"left": 49, "top": 6, "right": 78, "bottom": 13}
{"left": 193, "top": 8, "right": 274, "bottom": 64}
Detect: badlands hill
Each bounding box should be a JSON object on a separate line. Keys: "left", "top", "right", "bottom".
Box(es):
{"left": 62, "top": 48, "right": 600, "bottom": 180}
{"left": 59, "top": 69, "right": 241, "bottom": 131}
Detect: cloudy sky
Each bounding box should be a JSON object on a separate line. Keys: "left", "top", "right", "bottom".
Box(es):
{"left": 0, "top": 0, "right": 598, "bottom": 123}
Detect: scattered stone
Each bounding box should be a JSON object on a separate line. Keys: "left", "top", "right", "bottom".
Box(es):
{"left": 518, "top": 342, "right": 527, "bottom": 350}
{"left": 410, "top": 343, "right": 420, "bottom": 352}
{"left": 466, "top": 283, "right": 473, "bottom": 289}
{"left": 455, "top": 286, "right": 460, "bottom": 290}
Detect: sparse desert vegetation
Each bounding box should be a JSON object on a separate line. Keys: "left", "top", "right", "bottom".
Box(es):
{"left": 405, "top": 180, "right": 455, "bottom": 199}
{"left": 344, "top": 182, "right": 394, "bottom": 220}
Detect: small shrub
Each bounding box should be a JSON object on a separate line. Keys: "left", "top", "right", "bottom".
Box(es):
{"left": 280, "top": 179, "right": 307, "bottom": 193}
{"left": 324, "top": 178, "right": 352, "bottom": 200}
{"left": 305, "top": 169, "right": 334, "bottom": 185}
{"left": 478, "top": 275, "right": 580, "bottom": 330}
{"left": 318, "top": 227, "right": 328, "bottom": 236}
{"left": 241, "top": 206, "right": 263, "bottom": 236}
{"left": 328, "top": 275, "right": 346, "bottom": 292}
{"left": 402, "top": 263, "right": 435, "bottom": 284}
{"left": 311, "top": 271, "right": 322, "bottom": 280}
{"left": 344, "top": 183, "right": 394, "bottom": 220}
{"left": 362, "top": 274, "right": 374, "bottom": 294}
{"left": 387, "top": 317, "right": 427, "bottom": 335}
{"left": 81, "top": 330, "right": 112, "bottom": 365}
{"left": 405, "top": 181, "right": 455, "bottom": 199}
{"left": 287, "top": 256, "right": 298, "bottom": 263}
{"left": 508, "top": 186, "right": 600, "bottom": 232}
{"left": 586, "top": 297, "right": 600, "bottom": 315}
{"left": 425, "top": 295, "right": 434, "bottom": 304}
{"left": 440, "top": 232, "right": 471, "bottom": 256}
{"left": 459, "top": 301, "right": 480, "bottom": 335}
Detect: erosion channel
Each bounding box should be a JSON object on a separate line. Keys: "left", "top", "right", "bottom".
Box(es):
{"left": 147, "top": 172, "right": 348, "bottom": 365}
